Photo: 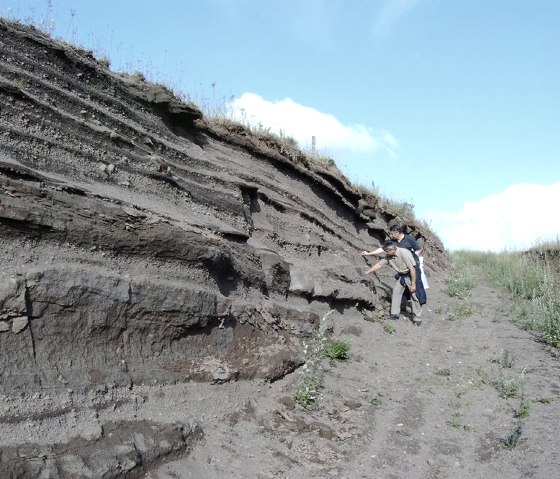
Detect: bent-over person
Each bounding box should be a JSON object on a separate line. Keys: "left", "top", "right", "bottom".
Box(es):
{"left": 364, "top": 240, "right": 423, "bottom": 326}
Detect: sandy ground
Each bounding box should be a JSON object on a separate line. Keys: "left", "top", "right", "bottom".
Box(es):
{"left": 2, "top": 258, "right": 559, "bottom": 479}
{"left": 77, "top": 271, "right": 560, "bottom": 478}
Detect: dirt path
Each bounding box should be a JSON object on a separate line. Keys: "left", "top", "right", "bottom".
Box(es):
{"left": 149, "top": 270, "right": 560, "bottom": 479}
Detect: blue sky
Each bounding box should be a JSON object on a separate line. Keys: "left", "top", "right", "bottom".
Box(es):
{"left": 3, "top": 0, "right": 560, "bottom": 251}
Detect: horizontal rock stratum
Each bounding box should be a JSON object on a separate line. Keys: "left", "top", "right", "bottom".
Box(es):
{"left": 0, "top": 18, "right": 447, "bottom": 477}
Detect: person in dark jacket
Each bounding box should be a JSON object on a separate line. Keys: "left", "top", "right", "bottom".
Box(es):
{"left": 361, "top": 224, "right": 429, "bottom": 289}
{"left": 364, "top": 241, "right": 423, "bottom": 326}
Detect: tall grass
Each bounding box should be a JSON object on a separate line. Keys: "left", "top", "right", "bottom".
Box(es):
{"left": 446, "top": 252, "right": 476, "bottom": 298}
{"left": 451, "top": 245, "right": 560, "bottom": 349}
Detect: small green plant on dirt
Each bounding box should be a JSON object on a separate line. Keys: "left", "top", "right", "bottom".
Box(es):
{"left": 294, "top": 311, "right": 333, "bottom": 409}
{"left": 369, "top": 394, "right": 383, "bottom": 407}
{"left": 502, "top": 424, "right": 523, "bottom": 449}
{"left": 324, "top": 340, "right": 350, "bottom": 364}
{"left": 435, "top": 368, "right": 451, "bottom": 377}
{"left": 533, "top": 396, "right": 553, "bottom": 404}
{"left": 447, "top": 303, "right": 474, "bottom": 321}
{"left": 476, "top": 366, "right": 492, "bottom": 385}
{"left": 448, "top": 413, "right": 471, "bottom": 431}
{"left": 455, "top": 375, "right": 476, "bottom": 398}
{"left": 493, "top": 374, "right": 524, "bottom": 399}
{"left": 514, "top": 395, "right": 531, "bottom": 419}
{"left": 383, "top": 323, "right": 395, "bottom": 335}
{"left": 489, "top": 350, "right": 515, "bottom": 369}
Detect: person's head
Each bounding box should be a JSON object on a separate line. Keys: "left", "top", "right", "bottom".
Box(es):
{"left": 389, "top": 224, "right": 405, "bottom": 240}
{"left": 382, "top": 240, "right": 398, "bottom": 256}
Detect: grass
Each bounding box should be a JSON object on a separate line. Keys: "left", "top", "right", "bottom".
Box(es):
{"left": 446, "top": 271, "right": 475, "bottom": 298}
{"left": 446, "top": 254, "right": 476, "bottom": 298}
{"left": 514, "top": 395, "right": 531, "bottom": 419}
{"left": 447, "top": 303, "right": 474, "bottom": 321}
{"left": 449, "top": 246, "right": 560, "bottom": 350}
{"left": 448, "top": 419, "right": 472, "bottom": 431}
{"left": 489, "top": 350, "right": 515, "bottom": 369}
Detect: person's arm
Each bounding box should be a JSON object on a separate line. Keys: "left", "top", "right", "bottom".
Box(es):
{"left": 365, "top": 259, "right": 385, "bottom": 275}
{"left": 361, "top": 247, "right": 383, "bottom": 256}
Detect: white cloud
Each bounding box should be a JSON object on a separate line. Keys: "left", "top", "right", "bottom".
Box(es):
{"left": 227, "top": 93, "right": 395, "bottom": 155}
{"left": 426, "top": 182, "right": 560, "bottom": 252}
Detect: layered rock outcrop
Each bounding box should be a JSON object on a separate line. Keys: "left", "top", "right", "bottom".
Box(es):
{"left": 0, "top": 19, "right": 446, "bottom": 395}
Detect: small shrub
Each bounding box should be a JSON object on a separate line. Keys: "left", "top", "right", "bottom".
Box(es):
{"left": 448, "top": 419, "right": 471, "bottom": 430}
{"left": 493, "top": 375, "right": 523, "bottom": 399}
{"left": 502, "top": 424, "right": 523, "bottom": 449}
{"left": 435, "top": 368, "right": 451, "bottom": 377}
{"left": 514, "top": 395, "right": 530, "bottom": 418}
{"left": 324, "top": 340, "right": 350, "bottom": 363}
{"left": 383, "top": 323, "right": 395, "bottom": 335}
{"left": 489, "top": 350, "right": 515, "bottom": 369}
{"left": 476, "top": 366, "right": 492, "bottom": 385}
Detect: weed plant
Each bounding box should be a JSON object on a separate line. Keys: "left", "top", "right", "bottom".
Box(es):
{"left": 294, "top": 311, "right": 334, "bottom": 409}
{"left": 447, "top": 304, "right": 474, "bottom": 321}
{"left": 383, "top": 323, "right": 395, "bottom": 335}
{"left": 369, "top": 394, "right": 383, "bottom": 407}
{"left": 514, "top": 395, "right": 531, "bottom": 419}
{"left": 493, "top": 374, "right": 524, "bottom": 399}
{"left": 502, "top": 424, "right": 523, "bottom": 449}
{"left": 489, "top": 350, "right": 515, "bottom": 369}
{"left": 324, "top": 340, "right": 350, "bottom": 364}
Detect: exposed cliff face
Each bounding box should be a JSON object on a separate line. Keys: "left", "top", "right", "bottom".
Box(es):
{"left": 0, "top": 19, "right": 447, "bottom": 476}
{"left": 0, "top": 19, "right": 446, "bottom": 393}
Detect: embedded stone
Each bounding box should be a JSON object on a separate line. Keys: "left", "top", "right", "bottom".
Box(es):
{"left": 11, "top": 316, "right": 28, "bottom": 334}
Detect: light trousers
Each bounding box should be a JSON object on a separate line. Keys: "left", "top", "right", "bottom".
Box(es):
{"left": 391, "top": 278, "right": 422, "bottom": 318}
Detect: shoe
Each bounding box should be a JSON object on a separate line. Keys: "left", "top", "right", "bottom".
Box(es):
{"left": 413, "top": 319, "right": 422, "bottom": 327}
{"left": 389, "top": 315, "right": 399, "bottom": 321}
